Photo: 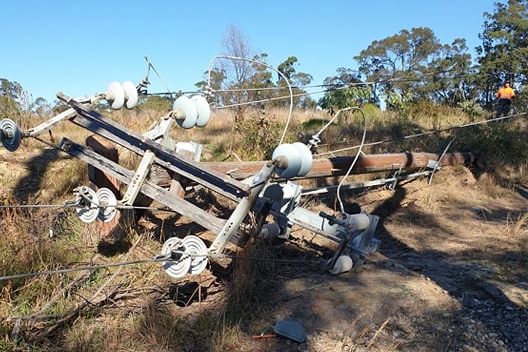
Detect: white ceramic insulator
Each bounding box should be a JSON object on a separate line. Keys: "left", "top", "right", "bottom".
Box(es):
{"left": 182, "top": 235, "right": 208, "bottom": 275}
{"left": 342, "top": 213, "right": 370, "bottom": 231}
{"left": 96, "top": 187, "right": 118, "bottom": 223}
{"left": 0, "top": 118, "right": 22, "bottom": 152}
{"left": 191, "top": 95, "right": 211, "bottom": 127}
{"left": 75, "top": 187, "right": 99, "bottom": 223}
{"left": 173, "top": 96, "right": 198, "bottom": 129}
{"left": 292, "top": 142, "right": 313, "bottom": 176}
{"left": 122, "top": 81, "right": 139, "bottom": 109}
{"left": 272, "top": 143, "right": 302, "bottom": 179}
{"left": 106, "top": 81, "right": 125, "bottom": 110}
{"left": 161, "top": 237, "right": 192, "bottom": 278}
{"left": 329, "top": 255, "right": 354, "bottom": 274}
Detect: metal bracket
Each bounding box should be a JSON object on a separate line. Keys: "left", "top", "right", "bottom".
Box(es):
{"left": 143, "top": 115, "right": 174, "bottom": 141}
{"left": 429, "top": 138, "right": 453, "bottom": 185}
{"left": 209, "top": 163, "right": 276, "bottom": 254}
{"left": 121, "top": 150, "right": 156, "bottom": 206}
{"left": 388, "top": 164, "right": 404, "bottom": 190}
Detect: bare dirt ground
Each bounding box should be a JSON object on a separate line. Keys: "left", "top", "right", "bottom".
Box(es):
{"left": 250, "top": 166, "right": 528, "bottom": 352}
{"left": 192, "top": 164, "right": 528, "bottom": 352}
{"left": 2, "top": 147, "right": 528, "bottom": 352}
{"left": 156, "top": 164, "right": 528, "bottom": 352}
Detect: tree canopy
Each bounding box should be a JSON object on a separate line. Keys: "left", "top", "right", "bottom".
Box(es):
{"left": 476, "top": 0, "right": 528, "bottom": 108}
{"left": 352, "top": 27, "right": 473, "bottom": 110}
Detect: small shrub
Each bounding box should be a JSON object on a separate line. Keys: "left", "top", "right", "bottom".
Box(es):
{"left": 235, "top": 112, "right": 285, "bottom": 160}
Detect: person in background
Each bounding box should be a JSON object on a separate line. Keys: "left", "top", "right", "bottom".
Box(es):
{"left": 495, "top": 81, "right": 515, "bottom": 120}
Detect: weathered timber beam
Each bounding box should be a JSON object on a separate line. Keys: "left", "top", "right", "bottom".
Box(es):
{"left": 59, "top": 137, "right": 226, "bottom": 233}
{"left": 56, "top": 93, "right": 250, "bottom": 200}
{"left": 205, "top": 152, "right": 477, "bottom": 180}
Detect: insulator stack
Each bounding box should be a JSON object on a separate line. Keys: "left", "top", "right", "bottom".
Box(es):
{"left": 0, "top": 118, "right": 22, "bottom": 152}
{"left": 171, "top": 95, "right": 211, "bottom": 129}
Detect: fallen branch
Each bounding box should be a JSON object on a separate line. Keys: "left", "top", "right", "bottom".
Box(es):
{"left": 366, "top": 317, "right": 391, "bottom": 349}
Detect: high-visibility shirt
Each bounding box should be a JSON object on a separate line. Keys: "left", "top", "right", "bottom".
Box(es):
{"left": 496, "top": 87, "right": 515, "bottom": 100}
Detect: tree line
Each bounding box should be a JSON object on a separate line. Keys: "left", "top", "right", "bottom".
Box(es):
{"left": 2, "top": 0, "right": 528, "bottom": 118}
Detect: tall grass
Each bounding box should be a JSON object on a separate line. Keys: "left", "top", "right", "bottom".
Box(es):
{"left": 1, "top": 102, "right": 528, "bottom": 351}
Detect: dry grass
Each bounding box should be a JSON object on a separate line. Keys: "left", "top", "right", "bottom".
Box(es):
{"left": 1, "top": 103, "right": 528, "bottom": 351}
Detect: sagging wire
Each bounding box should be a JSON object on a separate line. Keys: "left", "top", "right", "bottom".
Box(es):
{"left": 210, "top": 83, "right": 366, "bottom": 111}
{"left": 0, "top": 203, "right": 179, "bottom": 213}
{"left": 334, "top": 107, "right": 368, "bottom": 214}
{"left": 143, "top": 56, "right": 174, "bottom": 99}
{"left": 138, "top": 56, "right": 487, "bottom": 119}
{"left": 298, "top": 105, "right": 367, "bottom": 213}
{"left": 215, "top": 89, "right": 320, "bottom": 110}
{"left": 0, "top": 257, "right": 167, "bottom": 282}
{"left": 207, "top": 55, "right": 294, "bottom": 145}
{"left": 144, "top": 83, "right": 341, "bottom": 100}
{"left": 209, "top": 82, "right": 360, "bottom": 93}
{"left": 315, "top": 110, "right": 528, "bottom": 158}
{"left": 307, "top": 106, "right": 355, "bottom": 152}
{"left": 206, "top": 64, "right": 471, "bottom": 98}
{"left": 0, "top": 249, "right": 322, "bottom": 283}
{"left": 204, "top": 67, "right": 468, "bottom": 111}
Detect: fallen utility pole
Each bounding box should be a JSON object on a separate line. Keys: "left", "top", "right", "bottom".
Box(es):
{"left": 0, "top": 75, "right": 479, "bottom": 279}
{"left": 205, "top": 152, "right": 477, "bottom": 180}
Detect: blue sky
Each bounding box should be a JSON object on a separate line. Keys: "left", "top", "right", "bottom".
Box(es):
{"left": 2, "top": 1, "right": 497, "bottom": 104}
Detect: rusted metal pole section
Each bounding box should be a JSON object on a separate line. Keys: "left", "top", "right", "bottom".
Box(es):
{"left": 205, "top": 151, "right": 477, "bottom": 180}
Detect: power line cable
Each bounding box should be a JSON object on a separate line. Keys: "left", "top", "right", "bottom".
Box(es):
{"left": 207, "top": 55, "right": 294, "bottom": 144}
{"left": 332, "top": 107, "right": 367, "bottom": 214}
{"left": 0, "top": 250, "right": 322, "bottom": 282}
{"left": 0, "top": 258, "right": 162, "bottom": 282}
{"left": 314, "top": 111, "right": 527, "bottom": 157}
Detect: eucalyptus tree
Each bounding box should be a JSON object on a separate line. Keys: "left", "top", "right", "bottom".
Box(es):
{"left": 318, "top": 67, "right": 369, "bottom": 113}
{"left": 276, "top": 56, "right": 315, "bottom": 109}
{"left": 31, "top": 96, "right": 52, "bottom": 117}
{"left": 422, "top": 38, "right": 474, "bottom": 106}
{"left": 353, "top": 27, "right": 472, "bottom": 110}
{"left": 476, "top": 0, "right": 528, "bottom": 109}
{"left": 0, "top": 78, "right": 26, "bottom": 119}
